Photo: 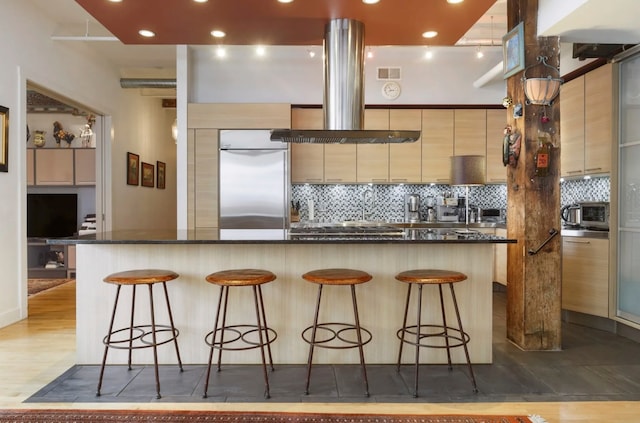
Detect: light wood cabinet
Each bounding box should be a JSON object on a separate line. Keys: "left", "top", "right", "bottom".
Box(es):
{"left": 291, "top": 108, "right": 324, "bottom": 183}
{"left": 486, "top": 109, "right": 507, "bottom": 183}
{"left": 27, "top": 149, "right": 34, "bottom": 186}
{"left": 560, "top": 64, "right": 613, "bottom": 177}
{"left": 34, "top": 149, "right": 74, "bottom": 185}
{"left": 74, "top": 149, "right": 96, "bottom": 185}
{"left": 562, "top": 236, "right": 609, "bottom": 318}
{"left": 584, "top": 64, "right": 613, "bottom": 175}
{"left": 194, "top": 129, "right": 219, "bottom": 229}
{"left": 390, "top": 109, "right": 422, "bottom": 183}
{"left": 357, "top": 109, "right": 390, "bottom": 183}
{"left": 422, "top": 109, "right": 454, "bottom": 184}
{"left": 454, "top": 109, "right": 486, "bottom": 156}
{"left": 494, "top": 228, "right": 507, "bottom": 285}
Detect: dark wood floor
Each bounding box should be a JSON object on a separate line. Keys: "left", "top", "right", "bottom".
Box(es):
{"left": 26, "top": 289, "right": 640, "bottom": 403}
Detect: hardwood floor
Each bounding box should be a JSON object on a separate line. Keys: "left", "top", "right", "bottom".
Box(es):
{"left": 1, "top": 281, "right": 639, "bottom": 422}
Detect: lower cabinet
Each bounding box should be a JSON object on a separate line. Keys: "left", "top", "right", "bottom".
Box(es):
{"left": 561, "top": 236, "right": 609, "bottom": 318}
{"left": 27, "top": 242, "right": 75, "bottom": 279}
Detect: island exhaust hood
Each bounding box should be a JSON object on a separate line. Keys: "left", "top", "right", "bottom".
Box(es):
{"left": 270, "top": 19, "right": 420, "bottom": 144}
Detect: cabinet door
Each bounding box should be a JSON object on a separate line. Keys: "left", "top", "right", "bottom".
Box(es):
{"left": 454, "top": 109, "right": 486, "bottom": 156}
{"left": 585, "top": 63, "right": 613, "bottom": 175}
{"left": 357, "top": 109, "right": 389, "bottom": 183}
{"left": 560, "top": 76, "right": 585, "bottom": 177}
{"left": 485, "top": 109, "right": 507, "bottom": 183}
{"left": 74, "top": 149, "right": 96, "bottom": 185}
{"left": 35, "top": 149, "right": 74, "bottom": 185}
{"left": 422, "top": 109, "right": 454, "bottom": 184}
{"left": 325, "top": 144, "right": 356, "bottom": 183}
{"left": 562, "top": 237, "right": 609, "bottom": 317}
{"left": 27, "top": 149, "right": 34, "bottom": 186}
{"left": 389, "top": 109, "right": 422, "bottom": 183}
{"left": 291, "top": 109, "right": 324, "bottom": 183}
{"left": 494, "top": 228, "right": 507, "bottom": 285}
{"left": 194, "top": 129, "right": 219, "bottom": 229}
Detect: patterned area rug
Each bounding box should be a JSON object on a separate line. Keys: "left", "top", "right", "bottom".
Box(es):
{"left": 0, "top": 410, "right": 546, "bottom": 423}
{"left": 27, "top": 279, "right": 74, "bottom": 296}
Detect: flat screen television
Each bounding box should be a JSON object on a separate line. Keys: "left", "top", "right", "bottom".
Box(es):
{"left": 27, "top": 193, "right": 78, "bottom": 238}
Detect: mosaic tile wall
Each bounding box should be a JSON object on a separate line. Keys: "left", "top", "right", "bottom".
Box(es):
{"left": 291, "top": 176, "right": 610, "bottom": 222}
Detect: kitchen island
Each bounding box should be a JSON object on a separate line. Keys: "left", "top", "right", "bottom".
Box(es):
{"left": 50, "top": 227, "right": 515, "bottom": 366}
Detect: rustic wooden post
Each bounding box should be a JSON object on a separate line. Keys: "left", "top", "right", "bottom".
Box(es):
{"left": 505, "top": 0, "right": 562, "bottom": 350}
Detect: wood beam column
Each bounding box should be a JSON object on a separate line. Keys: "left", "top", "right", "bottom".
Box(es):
{"left": 505, "top": 0, "right": 562, "bottom": 350}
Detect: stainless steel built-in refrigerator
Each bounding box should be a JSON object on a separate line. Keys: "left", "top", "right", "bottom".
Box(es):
{"left": 219, "top": 130, "right": 289, "bottom": 233}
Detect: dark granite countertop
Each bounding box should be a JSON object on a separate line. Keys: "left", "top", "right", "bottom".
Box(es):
{"left": 47, "top": 228, "right": 516, "bottom": 245}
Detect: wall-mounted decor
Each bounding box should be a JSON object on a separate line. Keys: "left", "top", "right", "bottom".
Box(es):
{"left": 141, "top": 162, "right": 154, "bottom": 187}
{"left": 127, "top": 152, "right": 139, "bottom": 185}
{"left": 156, "top": 161, "right": 166, "bottom": 189}
{"left": 0, "top": 105, "right": 8, "bottom": 172}
{"left": 502, "top": 22, "right": 525, "bottom": 79}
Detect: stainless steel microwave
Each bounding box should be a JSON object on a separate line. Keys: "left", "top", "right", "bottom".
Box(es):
{"left": 578, "top": 201, "right": 609, "bottom": 230}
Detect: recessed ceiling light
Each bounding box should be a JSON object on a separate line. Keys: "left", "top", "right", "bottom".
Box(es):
{"left": 108, "top": 0, "right": 123, "bottom": 2}
{"left": 362, "top": 0, "right": 380, "bottom": 4}
{"left": 278, "top": 0, "right": 294, "bottom": 3}
{"left": 211, "top": 30, "right": 226, "bottom": 38}
{"left": 193, "top": 0, "right": 208, "bottom": 3}
{"left": 422, "top": 31, "right": 438, "bottom": 39}
{"left": 138, "top": 29, "right": 155, "bottom": 37}
{"left": 447, "top": 0, "right": 464, "bottom": 4}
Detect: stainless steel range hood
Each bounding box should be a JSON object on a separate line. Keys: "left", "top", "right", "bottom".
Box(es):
{"left": 271, "top": 19, "right": 420, "bottom": 144}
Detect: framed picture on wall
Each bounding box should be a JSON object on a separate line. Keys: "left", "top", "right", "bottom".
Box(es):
{"left": 502, "top": 22, "right": 525, "bottom": 79}
{"left": 0, "top": 105, "right": 8, "bottom": 173}
{"left": 141, "top": 162, "right": 154, "bottom": 187}
{"left": 127, "top": 152, "right": 139, "bottom": 185}
{"left": 156, "top": 161, "right": 166, "bottom": 189}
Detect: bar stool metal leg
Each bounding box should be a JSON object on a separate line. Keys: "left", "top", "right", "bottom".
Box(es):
{"left": 97, "top": 285, "right": 121, "bottom": 397}
{"left": 147, "top": 284, "right": 162, "bottom": 399}
{"left": 253, "top": 285, "right": 271, "bottom": 399}
{"left": 449, "top": 283, "right": 478, "bottom": 393}
{"left": 203, "top": 285, "right": 227, "bottom": 398}
{"left": 438, "top": 284, "right": 453, "bottom": 369}
{"left": 350, "top": 285, "right": 369, "bottom": 397}
{"left": 128, "top": 285, "right": 136, "bottom": 370}
{"left": 413, "top": 284, "right": 423, "bottom": 398}
{"left": 161, "top": 282, "right": 183, "bottom": 371}
{"left": 304, "top": 284, "right": 323, "bottom": 395}
{"left": 257, "top": 285, "right": 275, "bottom": 370}
{"left": 396, "top": 283, "right": 412, "bottom": 372}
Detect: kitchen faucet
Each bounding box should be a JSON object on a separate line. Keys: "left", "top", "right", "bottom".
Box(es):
{"left": 362, "top": 188, "right": 374, "bottom": 221}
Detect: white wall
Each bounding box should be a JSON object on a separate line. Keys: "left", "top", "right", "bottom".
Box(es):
{"left": 0, "top": 1, "right": 176, "bottom": 328}
{"left": 189, "top": 45, "right": 506, "bottom": 105}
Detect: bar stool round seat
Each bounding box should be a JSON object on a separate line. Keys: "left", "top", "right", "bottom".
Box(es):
{"left": 203, "top": 269, "right": 277, "bottom": 399}
{"left": 301, "top": 268, "right": 373, "bottom": 397}
{"left": 97, "top": 269, "right": 183, "bottom": 399}
{"left": 395, "top": 269, "right": 478, "bottom": 397}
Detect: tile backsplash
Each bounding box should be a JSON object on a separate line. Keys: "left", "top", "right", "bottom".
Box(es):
{"left": 291, "top": 176, "right": 610, "bottom": 222}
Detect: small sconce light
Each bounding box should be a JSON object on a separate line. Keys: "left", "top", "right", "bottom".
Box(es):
{"left": 522, "top": 56, "right": 563, "bottom": 106}
{"left": 171, "top": 118, "right": 178, "bottom": 143}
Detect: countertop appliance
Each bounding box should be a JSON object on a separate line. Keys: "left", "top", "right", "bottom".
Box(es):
{"left": 219, "top": 130, "right": 288, "bottom": 231}
{"left": 405, "top": 194, "right": 420, "bottom": 223}
{"left": 561, "top": 201, "right": 609, "bottom": 230}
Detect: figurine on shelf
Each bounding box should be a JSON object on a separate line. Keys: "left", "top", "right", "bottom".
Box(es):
{"left": 502, "top": 124, "right": 521, "bottom": 168}
{"left": 33, "top": 130, "right": 46, "bottom": 148}
{"left": 79, "top": 114, "right": 95, "bottom": 147}
{"left": 53, "top": 121, "right": 75, "bottom": 147}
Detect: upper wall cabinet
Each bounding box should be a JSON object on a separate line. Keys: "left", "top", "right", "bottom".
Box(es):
{"left": 421, "top": 109, "right": 454, "bottom": 184}
{"left": 357, "top": 109, "right": 390, "bottom": 183}
{"left": 390, "top": 109, "right": 422, "bottom": 183}
{"left": 35, "top": 149, "right": 74, "bottom": 185}
{"left": 30, "top": 148, "right": 96, "bottom": 186}
{"left": 291, "top": 108, "right": 324, "bottom": 183}
{"left": 454, "top": 109, "right": 487, "bottom": 156}
{"left": 560, "top": 64, "right": 613, "bottom": 178}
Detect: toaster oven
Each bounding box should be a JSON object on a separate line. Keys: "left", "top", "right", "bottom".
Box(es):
{"left": 579, "top": 201, "right": 609, "bottom": 230}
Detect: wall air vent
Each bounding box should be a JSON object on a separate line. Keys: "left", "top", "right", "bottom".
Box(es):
{"left": 377, "top": 67, "right": 401, "bottom": 80}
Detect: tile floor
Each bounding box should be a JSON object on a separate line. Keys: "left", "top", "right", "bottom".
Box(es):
{"left": 26, "top": 290, "right": 640, "bottom": 403}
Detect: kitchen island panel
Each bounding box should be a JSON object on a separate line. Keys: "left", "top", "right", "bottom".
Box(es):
{"left": 76, "top": 242, "right": 493, "bottom": 365}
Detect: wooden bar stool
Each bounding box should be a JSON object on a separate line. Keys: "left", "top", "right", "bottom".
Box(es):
{"left": 395, "top": 269, "right": 478, "bottom": 397}
{"left": 301, "top": 268, "right": 373, "bottom": 397}
{"left": 203, "top": 269, "right": 277, "bottom": 399}
{"left": 97, "top": 269, "right": 183, "bottom": 399}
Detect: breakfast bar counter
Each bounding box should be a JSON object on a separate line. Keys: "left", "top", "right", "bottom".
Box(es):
{"left": 50, "top": 228, "right": 515, "bottom": 366}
